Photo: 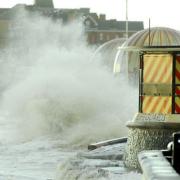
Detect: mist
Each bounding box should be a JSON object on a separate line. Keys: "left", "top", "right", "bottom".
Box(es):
{"left": 0, "top": 8, "right": 138, "bottom": 146}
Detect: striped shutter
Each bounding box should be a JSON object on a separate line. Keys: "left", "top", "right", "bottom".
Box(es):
{"left": 142, "top": 54, "right": 172, "bottom": 114}
{"left": 175, "top": 55, "right": 180, "bottom": 113}
{"left": 143, "top": 54, "right": 172, "bottom": 83}
{"left": 142, "top": 96, "right": 171, "bottom": 114}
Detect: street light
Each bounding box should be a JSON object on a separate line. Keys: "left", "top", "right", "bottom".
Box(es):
{"left": 126, "top": 0, "right": 128, "bottom": 39}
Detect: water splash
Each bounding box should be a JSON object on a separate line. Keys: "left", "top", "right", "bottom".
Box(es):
{"left": 0, "top": 8, "right": 138, "bottom": 145}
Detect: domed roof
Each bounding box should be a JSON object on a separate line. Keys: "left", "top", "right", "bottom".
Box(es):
{"left": 123, "top": 27, "right": 180, "bottom": 47}
{"left": 93, "top": 38, "right": 125, "bottom": 71}
{"left": 114, "top": 27, "right": 180, "bottom": 78}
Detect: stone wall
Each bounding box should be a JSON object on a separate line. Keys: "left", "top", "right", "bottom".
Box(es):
{"left": 123, "top": 113, "right": 180, "bottom": 170}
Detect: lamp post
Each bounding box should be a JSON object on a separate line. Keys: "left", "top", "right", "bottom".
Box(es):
{"left": 126, "top": 0, "right": 128, "bottom": 39}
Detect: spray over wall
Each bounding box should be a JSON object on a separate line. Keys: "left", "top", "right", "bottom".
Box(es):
{"left": 0, "top": 8, "right": 138, "bottom": 146}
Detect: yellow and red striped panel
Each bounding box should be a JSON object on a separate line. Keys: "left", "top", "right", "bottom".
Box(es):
{"left": 175, "top": 97, "right": 180, "bottom": 113}
{"left": 175, "top": 55, "right": 180, "bottom": 84}
{"left": 175, "top": 55, "right": 180, "bottom": 113}
{"left": 143, "top": 54, "right": 172, "bottom": 83}
{"left": 142, "top": 96, "right": 171, "bottom": 114}
{"left": 176, "top": 86, "right": 180, "bottom": 95}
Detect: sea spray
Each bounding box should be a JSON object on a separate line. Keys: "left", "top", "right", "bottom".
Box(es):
{"left": 0, "top": 8, "right": 142, "bottom": 180}
{"left": 0, "top": 8, "right": 138, "bottom": 146}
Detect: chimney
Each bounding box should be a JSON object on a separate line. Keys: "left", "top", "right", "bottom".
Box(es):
{"left": 34, "top": 0, "right": 54, "bottom": 8}
{"left": 99, "top": 14, "right": 106, "bottom": 21}
{"left": 79, "top": 8, "right": 90, "bottom": 14}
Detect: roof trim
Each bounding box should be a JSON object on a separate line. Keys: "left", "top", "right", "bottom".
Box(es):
{"left": 84, "top": 15, "right": 98, "bottom": 26}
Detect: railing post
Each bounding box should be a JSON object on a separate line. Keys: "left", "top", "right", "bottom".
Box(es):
{"left": 172, "top": 132, "right": 180, "bottom": 173}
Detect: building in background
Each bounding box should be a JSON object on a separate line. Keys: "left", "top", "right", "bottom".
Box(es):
{"left": 0, "top": 0, "right": 144, "bottom": 47}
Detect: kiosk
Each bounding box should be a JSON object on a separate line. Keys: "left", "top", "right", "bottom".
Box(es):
{"left": 124, "top": 46, "right": 180, "bottom": 169}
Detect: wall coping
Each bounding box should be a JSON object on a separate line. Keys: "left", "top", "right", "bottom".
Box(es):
{"left": 127, "top": 113, "right": 180, "bottom": 129}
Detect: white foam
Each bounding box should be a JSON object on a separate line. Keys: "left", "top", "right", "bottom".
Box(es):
{"left": 0, "top": 8, "right": 138, "bottom": 145}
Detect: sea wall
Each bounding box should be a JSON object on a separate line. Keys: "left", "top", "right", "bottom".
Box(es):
{"left": 123, "top": 113, "right": 180, "bottom": 170}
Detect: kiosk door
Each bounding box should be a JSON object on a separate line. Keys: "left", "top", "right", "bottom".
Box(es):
{"left": 140, "top": 54, "right": 172, "bottom": 114}
{"left": 174, "top": 54, "right": 180, "bottom": 113}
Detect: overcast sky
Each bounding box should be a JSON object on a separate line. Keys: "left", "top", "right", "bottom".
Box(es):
{"left": 0, "top": 0, "right": 179, "bottom": 30}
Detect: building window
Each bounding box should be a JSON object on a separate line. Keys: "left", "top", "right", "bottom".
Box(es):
{"left": 99, "top": 33, "right": 103, "bottom": 41}
{"left": 85, "top": 20, "right": 91, "bottom": 27}
{"left": 90, "top": 35, "right": 96, "bottom": 43}
{"left": 106, "top": 34, "right": 110, "bottom": 41}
